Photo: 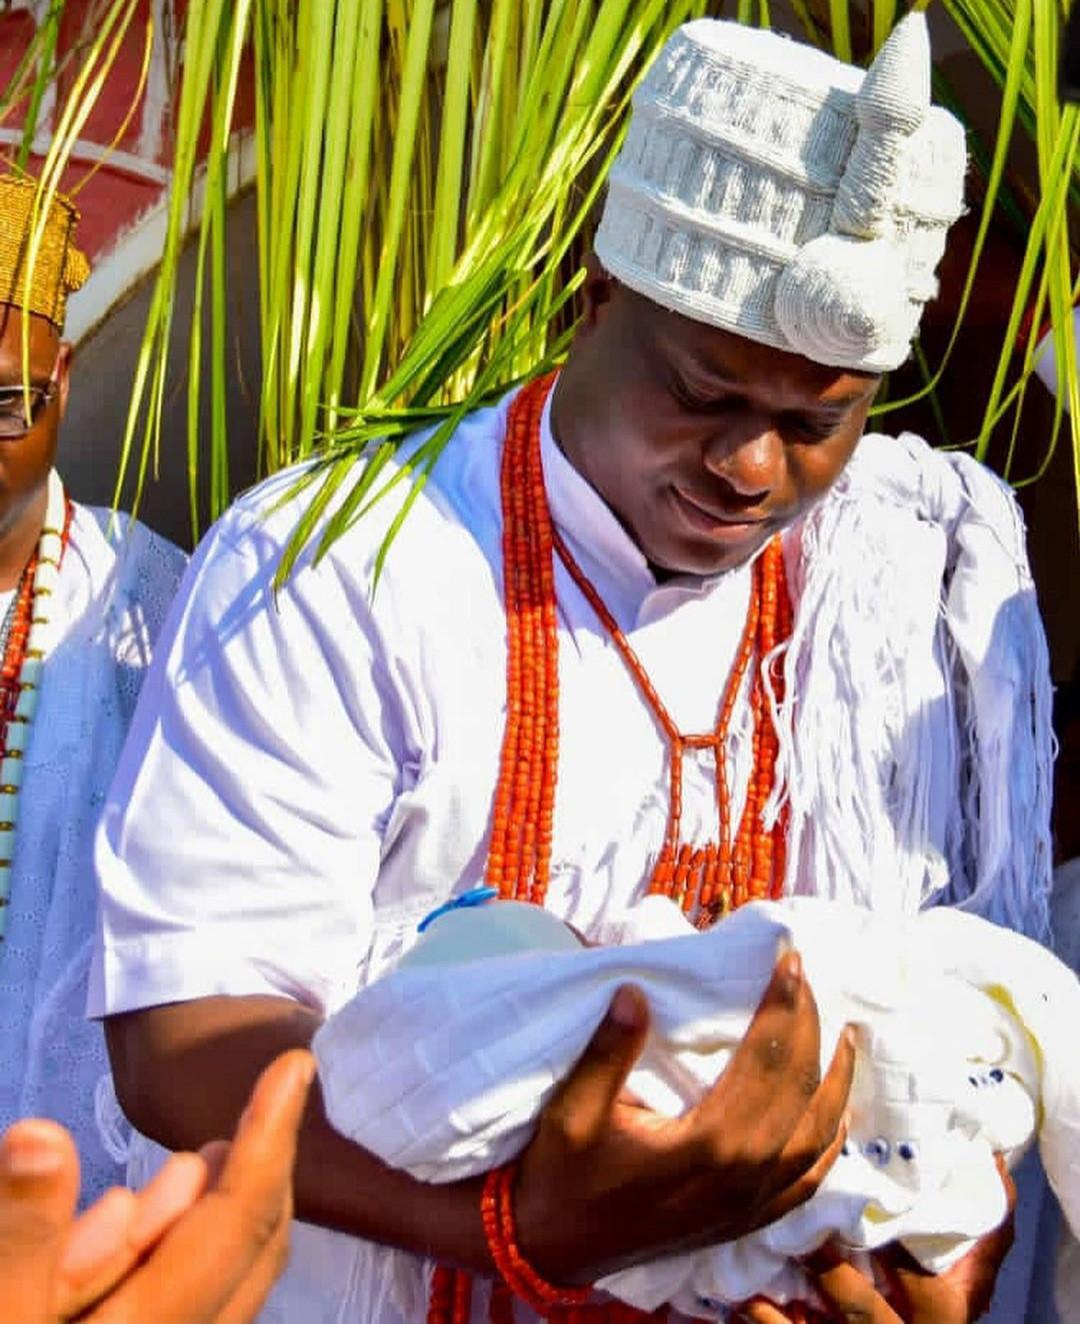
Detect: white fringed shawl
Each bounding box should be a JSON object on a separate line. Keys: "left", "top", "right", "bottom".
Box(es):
{"left": 776, "top": 431, "right": 1052, "bottom": 940}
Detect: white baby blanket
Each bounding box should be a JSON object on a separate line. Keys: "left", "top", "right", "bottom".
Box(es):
{"left": 314, "top": 897, "right": 1080, "bottom": 1315}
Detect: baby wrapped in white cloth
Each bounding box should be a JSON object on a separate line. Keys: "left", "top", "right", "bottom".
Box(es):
{"left": 313, "top": 896, "right": 1080, "bottom": 1316}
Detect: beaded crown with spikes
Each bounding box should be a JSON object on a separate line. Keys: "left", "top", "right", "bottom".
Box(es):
{"left": 0, "top": 173, "right": 89, "bottom": 328}
{"left": 594, "top": 14, "right": 967, "bottom": 373}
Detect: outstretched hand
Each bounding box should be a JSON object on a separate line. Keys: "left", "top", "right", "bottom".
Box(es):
{"left": 0, "top": 1047, "right": 315, "bottom": 1324}
{"left": 512, "top": 950, "right": 856, "bottom": 1286}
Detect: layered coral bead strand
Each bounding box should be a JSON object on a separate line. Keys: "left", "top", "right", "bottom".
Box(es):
{"left": 428, "top": 1266, "right": 473, "bottom": 1324}
{"left": 487, "top": 371, "right": 561, "bottom": 907}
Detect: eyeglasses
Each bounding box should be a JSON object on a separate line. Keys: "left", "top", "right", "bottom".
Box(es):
{"left": 0, "top": 376, "right": 58, "bottom": 440}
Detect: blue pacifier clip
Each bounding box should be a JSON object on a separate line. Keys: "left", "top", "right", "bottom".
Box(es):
{"left": 417, "top": 885, "right": 499, "bottom": 933}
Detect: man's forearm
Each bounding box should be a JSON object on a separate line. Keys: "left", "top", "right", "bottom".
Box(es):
{"left": 105, "top": 995, "right": 493, "bottom": 1272}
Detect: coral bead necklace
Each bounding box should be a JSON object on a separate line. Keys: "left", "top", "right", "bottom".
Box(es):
{"left": 429, "top": 374, "right": 793, "bottom": 1324}
{"left": 0, "top": 472, "right": 74, "bottom": 941}
{"left": 485, "top": 371, "right": 792, "bottom": 922}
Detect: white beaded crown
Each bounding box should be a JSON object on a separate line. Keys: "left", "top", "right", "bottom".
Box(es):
{"left": 594, "top": 15, "right": 967, "bottom": 373}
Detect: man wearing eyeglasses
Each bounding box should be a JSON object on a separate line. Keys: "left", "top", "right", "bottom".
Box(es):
{"left": 0, "top": 344, "right": 61, "bottom": 433}
{"left": 0, "top": 297, "right": 67, "bottom": 568}
{"left": 0, "top": 172, "right": 186, "bottom": 1206}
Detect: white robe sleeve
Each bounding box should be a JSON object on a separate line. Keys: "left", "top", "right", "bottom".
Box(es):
{"left": 89, "top": 504, "right": 404, "bottom": 1020}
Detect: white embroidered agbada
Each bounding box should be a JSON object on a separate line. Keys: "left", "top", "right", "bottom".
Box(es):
{"left": 91, "top": 388, "right": 1052, "bottom": 1322}
{"left": 0, "top": 483, "right": 185, "bottom": 1205}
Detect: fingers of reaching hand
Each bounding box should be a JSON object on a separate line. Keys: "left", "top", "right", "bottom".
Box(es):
{"left": 203, "top": 1050, "right": 318, "bottom": 1324}
{"left": 0, "top": 1118, "right": 80, "bottom": 1324}
{"left": 208, "top": 1210, "right": 292, "bottom": 1324}
{"left": 81, "top": 1048, "right": 316, "bottom": 1324}
{"left": 52, "top": 1152, "right": 209, "bottom": 1319}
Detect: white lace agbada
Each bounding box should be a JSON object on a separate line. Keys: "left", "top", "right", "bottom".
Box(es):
{"left": 0, "top": 485, "right": 185, "bottom": 1205}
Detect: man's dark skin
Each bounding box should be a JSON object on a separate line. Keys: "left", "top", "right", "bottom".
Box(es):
{"left": 0, "top": 305, "right": 72, "bottom": 590}
{"left": 105, "top": 260, "right": 1013, "bottom": 1323}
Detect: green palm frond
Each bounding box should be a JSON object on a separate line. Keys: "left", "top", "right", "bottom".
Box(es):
{"left": 15, "top": 0, "right": 1080, "bottom": 563}
{"left": 106, "top": 0, "right": 709, "bottom": 578}
{"left": 940, "top": 0, "right": 1078, "bottom": 481}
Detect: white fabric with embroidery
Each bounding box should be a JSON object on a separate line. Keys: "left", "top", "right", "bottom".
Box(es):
{"left": 315, "top": 894, "right": 1080, "bottom": 1314}
{"left": 91, "top": 390, "right": 1051, "bottom": 1322}
{"left": 0, "top": 495, "right": 185, "bottom": 1206}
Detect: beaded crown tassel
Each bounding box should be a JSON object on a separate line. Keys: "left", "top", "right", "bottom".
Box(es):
{"left": 0, "top": 471, "right": 74, "bottom": 940}
{"left": 428, "top": 375, "right": 794, "bottom": 1324}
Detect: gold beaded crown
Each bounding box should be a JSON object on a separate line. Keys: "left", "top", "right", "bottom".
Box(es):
{"left": 0, "top": 173, "right": 90, "bottom": 327}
